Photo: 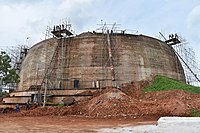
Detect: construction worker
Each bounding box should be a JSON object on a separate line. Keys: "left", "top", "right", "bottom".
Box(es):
{"left": 169, "top": 34, "right": 171, "bottom": 39}
{"left": 175, "top": 33, "right": 178, "bottom": 39}
{"left": 171, "top": 34, "right": 174, "bottom": 39}
{"left": 2, "top": 107, "right": 7, "bottom": 113}
{"left": 25, "top": 100, "right": 30, "bottom": 110}
{"left": 15, "top": 104, "right": 20, "bottom": 112}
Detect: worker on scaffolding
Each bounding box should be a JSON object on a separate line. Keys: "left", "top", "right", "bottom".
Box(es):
{"left": 175, "top": 33, "right": 178, "bottom": 39}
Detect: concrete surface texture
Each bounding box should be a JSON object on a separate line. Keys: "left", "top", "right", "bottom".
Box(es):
{"left": 17, "top": 32, "right": 185, "bottom": 91}
{"left": 98, "top": 117, "right": 200, "bottom": 133}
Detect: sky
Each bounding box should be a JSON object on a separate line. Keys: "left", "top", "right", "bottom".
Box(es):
{"left": 0, "top": 0, "right": 200, "bottom": 61}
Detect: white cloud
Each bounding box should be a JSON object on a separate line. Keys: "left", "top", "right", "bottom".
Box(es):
{"left": 0, "top": 0, "right": 96, "bottom": 47}
{"left": 0, "top": 0, "right": 199, "bottom": 53}
{"left": 187, "top": 5, "right": 200, "bottom": 40}
{"left": 186, "top": 5, "right": 200, "bottom": 61}
{"left": 55, "top": 0, "right": 96, "bottom": 32}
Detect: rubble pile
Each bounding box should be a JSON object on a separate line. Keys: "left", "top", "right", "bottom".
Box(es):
{"left": 86, "top": 88, "right": 140, "bottom": 117}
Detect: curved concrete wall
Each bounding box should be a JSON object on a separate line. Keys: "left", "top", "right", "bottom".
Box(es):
{"left": 18, "top": 39, "right": 57, "bottom": 91}
{"left": 17, "top": 32, "right": 185, "bottom": 91}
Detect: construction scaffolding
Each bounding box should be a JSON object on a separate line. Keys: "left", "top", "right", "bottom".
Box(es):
{"left": 15, "top": 46, "right": 29, "bottom": 74}
{"left": 96, "top": 22, "right": 140, "bottom": 88}
{"left": 40, "top": 22, "right": 124, "bottom": 97}
{"left": 96, "top": 22, "right": 122, "bottom": 88}
{"left": 0, "top": 44, "right": 30, "bottom": 91}
{"left": 41, "top": 22, "right": 73, "bottom": 106}
{"left": 172, "top": 39, "right": 200, "bottom": 86}
{"left": 160, "top": 32, "right": 200, "bottom": 86}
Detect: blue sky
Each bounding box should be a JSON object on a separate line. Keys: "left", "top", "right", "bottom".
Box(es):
{"left": 0, "top": 0, "right": 199, "bottom": 61}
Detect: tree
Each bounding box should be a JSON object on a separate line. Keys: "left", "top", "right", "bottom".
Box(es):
{"left": 0, "top": 51, "right": 19, "bottom": 85}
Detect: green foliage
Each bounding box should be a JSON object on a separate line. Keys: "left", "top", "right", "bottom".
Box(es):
{"left": 0, "top": 51, "right": 20, "bottom": 85}
{"left": 57, "top": 104, "right": 65, "bottom": 107}
{"left": 144, "top": 75, "right": 200, "bottom": 94}
{"left": 0, "top": 51, "right": 11, "bottom": 74}
{"left": 0, "top": 91, "right": 8, "bottom": 98}
{"left": 190, "top": 109, "right": 200, "bottom": 117}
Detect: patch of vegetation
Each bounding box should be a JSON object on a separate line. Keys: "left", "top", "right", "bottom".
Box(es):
{"left": 144, "top": 75, "right": 200, "bottom": 94}
{"left": 190, "top": 109, "right": 200, "bottom": 117}
{"left": 0, "top": 91, "right": 8, "bottom": 98}
{"left": 57, "top": 104, "right": 65, "bottom": 107}
{"left": 0, "top": 51, "right": 20, "bottom": 85}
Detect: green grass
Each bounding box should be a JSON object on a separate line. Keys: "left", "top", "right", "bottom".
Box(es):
{"left": 144, "top": 75, "right": 200, "bottom": 94}
{"left": 190, "top": 109, "right": 200, "bottom": 117}
{"left": 57, "top": 104, "right": 65, "bottom": 107}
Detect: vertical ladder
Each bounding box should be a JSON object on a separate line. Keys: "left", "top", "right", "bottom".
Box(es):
{"left": 106, "top": 30, "right": 116, "bottom": 86}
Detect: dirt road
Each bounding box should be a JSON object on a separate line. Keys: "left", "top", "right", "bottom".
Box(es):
{"left": 0, "top": 116, "right": 156, "bottom": 133}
